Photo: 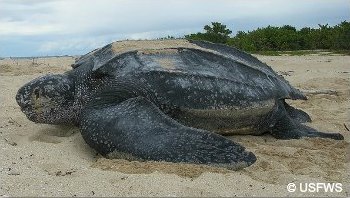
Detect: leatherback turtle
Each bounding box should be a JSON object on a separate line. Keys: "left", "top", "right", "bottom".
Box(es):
{"left": 16, "top": 39, "right": 343, "bottom": 170}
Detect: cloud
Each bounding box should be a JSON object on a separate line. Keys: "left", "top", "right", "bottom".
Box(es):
{"left": 0, "top": 21, "right": 61, "bottom": 36}
{"left": 2, "top": 0, "right": 347, "bottom": 36}
{"left": 38, "top": 36, "right": 113, "bottom": 54}
{"left": 0, "top": 0, "right": 349, "bottom": 56}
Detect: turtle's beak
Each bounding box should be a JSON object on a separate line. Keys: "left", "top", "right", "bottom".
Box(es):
{"left": 16, "top": 85, "right": 29, "bottom": 109}
{"left": 16, "top": 84, "right": 39, "bottom": 122}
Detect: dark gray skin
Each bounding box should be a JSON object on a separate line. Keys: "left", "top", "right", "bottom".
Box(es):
{"left": 16, "top": 40, "right": 344, "bottom": 170}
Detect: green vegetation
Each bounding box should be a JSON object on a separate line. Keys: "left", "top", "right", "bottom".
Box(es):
{"left": 184, "top": 21, "right": 350, "bottom": 55}
{"left": 185, "top": 22, "right": 232, "bottom": 44}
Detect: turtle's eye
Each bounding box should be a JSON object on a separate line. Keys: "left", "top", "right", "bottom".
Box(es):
{"left": 34, "top": 88, "right": 40, "bottom": 99}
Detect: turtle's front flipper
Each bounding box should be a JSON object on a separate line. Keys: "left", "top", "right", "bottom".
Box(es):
{"left": 80, "top": 97, "right": 256, "bottom": 170}
{"left": 270, "top": 113, "right": 344, "bottom": 140}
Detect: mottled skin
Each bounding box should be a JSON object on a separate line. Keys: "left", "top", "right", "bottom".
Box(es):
{"left": 16, "top": 40, "right": 344, "bottom": 170}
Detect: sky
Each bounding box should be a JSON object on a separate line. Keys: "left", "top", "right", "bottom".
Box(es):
{"left": 0, "top": 0, "right": 349, "bottom": 57}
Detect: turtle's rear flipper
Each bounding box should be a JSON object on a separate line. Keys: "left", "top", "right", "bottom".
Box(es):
{"left": 283, "top": 101, "right": 311, "bottom": 123}
{"left": 271, "top": 114, "right": 344, "bottom": 140}
{"left": 80, "top": 97, "right": 256, "bottom": 170}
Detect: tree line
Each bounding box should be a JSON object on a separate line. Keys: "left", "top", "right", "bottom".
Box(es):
{"left": 184, "top": 21, "right": 350, "bottom": 52}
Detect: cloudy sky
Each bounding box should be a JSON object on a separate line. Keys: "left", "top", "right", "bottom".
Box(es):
{"left": 0, "top": 0, "right": 349, "bottom": 57}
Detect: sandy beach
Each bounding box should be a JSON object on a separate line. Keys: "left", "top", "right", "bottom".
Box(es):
{"left": 0, "top": 54, "right": 349, "bottom": 197}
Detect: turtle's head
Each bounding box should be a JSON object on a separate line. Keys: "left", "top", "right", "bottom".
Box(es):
{"left": 16, "top": 74, "right": 76, "bottom": 125}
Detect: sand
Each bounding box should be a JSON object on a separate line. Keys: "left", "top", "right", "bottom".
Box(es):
{"left": 0, "top": 54, "right": 349, "bottom": 197}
